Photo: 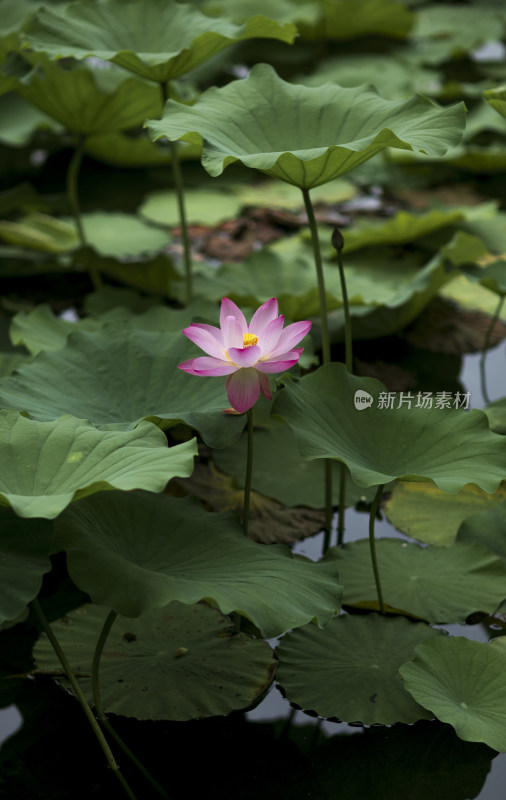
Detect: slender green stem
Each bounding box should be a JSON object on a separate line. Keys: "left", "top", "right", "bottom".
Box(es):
{"left": 66, "top": 135, "right": 102, "bottom": 290}
{"left": 31, "top": 599, "right": 138, "bottom": 800}
{"left": 243, "top": 407, "right": 254, "bottom": 537}
{"left": 333, "top": 229, "right": 353, "bottom": 547}
{"left": 301, "top": 188, "right": 331, "bottom": 364}
{"left": 160, "top": 81, "right": 192, "bottom": 304}
{"left": 480, "top": 295, "right": 504, "bottom": 405}
{"left": 335, "top": 243, "right": 353, "bottom": 373}
{"left": 92, "top": 611, "right": 170, "bottom": 800}
{"left": 369, "top": 485, "right": 385, "bottom": 615}
{"left": 322, "top": 460, "right": 333, "bottom": 553}
{"left": 302, "top": 188, "right": 334, "bottom": 557}
{"left": 337, "top": 463, "right": 346, "bottom": 546}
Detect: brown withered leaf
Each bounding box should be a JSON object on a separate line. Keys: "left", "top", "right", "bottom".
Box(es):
{"left": 403, "top": 296, "right": 506, "bottom": 354}
{"left": 173, "top": 461, "right": 324, "bottom": 545}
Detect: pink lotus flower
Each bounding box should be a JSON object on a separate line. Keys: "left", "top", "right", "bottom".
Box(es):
{"left": 178, "top": 297, "right": 312, "bottom": 413}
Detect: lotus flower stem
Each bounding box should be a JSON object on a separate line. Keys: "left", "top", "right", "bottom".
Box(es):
{"left": 243, "top": 406, "right": 254, "bottom": 537}
{"left": 480, "top": 295, "right": 504, "bottom": 405}
{"left": 369, "top": 484, "right": 385, "bottom": 615}
{"left": 92, "top": 610, "right": 171, "bottom": 800}
{"left": 66, "top": 135, "right": 102, "bottom": 290}
{"left": 332, "top": 227, "right": 353, "bottom": 546}
{"left": 31, "top": 598, "right": 139, "bottom": 800}
{"left": 301, "top": 188, "right": 334, "bottom": 551}
{"left": 161, "top": 82, "right": 193, "bottom": 304}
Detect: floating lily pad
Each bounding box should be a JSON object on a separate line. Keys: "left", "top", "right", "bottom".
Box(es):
{"left": 147, "top": 63, "right": 465, "bottom": 190}
{"left": 484, "top": 87, "right": 506, "bottom": 120}
{"left": 80, "top": 212, "right": 172, "bottom": 258}
{"left": 176, "top": 460, "right": 325, "bottom": 545}
{"left": 4, "top": 56, "right": 162, "bottom": 135}
{"left": 0, "top": 213, "right": 78, "bottom": 253}
{"left": 33, "top": 602, "right": 276, "bottom": 721}
{"left": 0, "top": 411, "right": 197, "bottom": 519}
{"left": 212, "top": 396, "right": 378, "bottom": 509}
{"left": 484, "top": 399, "right": 506, "bottom": 435}
{"left": 384, "top": 481, "right": 506, "bottom": 546}
{"left": 400, "top": 636, "right": 506, "bottom": 752}
{"left": 139, "top": 187, "right": 243, "bottom": 227}
{"left": 277, "top": 613, "right": 439, "bottom": 724}
{"left": 272, "top": 363, "right": 506, "bottom": 493}
{"left": 54, "top": 491, "right": 343, "bottom": 636}
{"left": 325, "top": 538, "right": 506, "bottom": 622}
{"left": 0, "top": 510, "right": 52, "bottom": 625}
{"left": 457, "top": 503, "right": 506, "bottom": 566}
{"left": 235, "top": 178, "right": 356, "bottom": 210}
{"left": 24, "top": 0, "right": 296, "bottom": 83}
{"left": 0, "top": 323, "right": 245, "bottom": 448}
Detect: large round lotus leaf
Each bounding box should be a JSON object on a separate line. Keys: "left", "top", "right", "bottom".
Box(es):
{"left": 457, "top": 503, "right": 506, "bottom": 566}
{"left": 23, "top": 0, "right": 296, "bottom": 84}
{"left": 460, "top": 261, "right": 506, "bottom": 297}
{"left": 139, "top": 188, "right": 243, "bottom": 227}
{"left": 0, "top": 323, "right": 245, "bottom": 448}
{"left": 0, "top": 92, "right": 62, "bottom": 147}
{"left": 384, "top": 481, "right": 506, "bottom": 546}
{"left": 484, "top": 399, "right": 506, "bottom": 435}
{"left": 413, "top": 4, "right": 506, "bottom": 63}
{"left": 277, "top": 613, "right": 439, "bottom": 724}
{"left": 400, "top": 636, "right": 506, "bottom": 752}
{"left": 298, "top": 0, "right": 414, "bottom": 41}
{"left": 201, "top": 0, "right": 318, "bottom": 27}
{"left": 307, "top": 720, "right": 494, "bottom": 800}
{"left": 54, "top": 491, "right": 342, "bottom": 637}
{"left": 299, "top": 53, "right": 440, "bottom": 100}
{"left": 33, "top": 602, "right": 276, "bottom": 721}
{"left": 146, "top": 63, "right": 465, "bottom": 190}
{"left": 325, "top": 538, "right": 506, "bottom": 622}
{"left": 0, "top": 510, "right": 52, "bottom": 625}
{"left": 271, "top": 363, "right": 506, "bottom": 493}
{"left": 212, "top": 396, "right": 378, "bottom": 509}
{"left": 80, "top": 212, "right": 172, "bottom": 258}
{"left": 234, "top": 177, "right": 356, "bottom": 209}
{"left": 0, "top": 213, "right": 78, "bottom": 253}
{"left": 190, "top": 239, "right": 450, "bottom": 326}
{"left": 6, "top": 56, "right": 162, "bottom": 135}
{"left": 340, "top": 208, "right": 466, "bottom": 253}
{"left": 9, "top": 304, "right": 102, "bottom": 355}
{"left": 0, "top": 411, "right": 197, "bottom": 519}
{"left": 484, "top": 87, "right": 506, "bottom": 120}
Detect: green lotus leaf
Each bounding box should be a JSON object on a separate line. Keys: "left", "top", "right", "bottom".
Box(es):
{"left": 0, "top": 323, "right": 245, "bottom": 448}
{"left": 457, "top": 503, "right": 506, "bottom": 566}
{"left": 146, "top": 63, "right": 466, "bottom": 190}
{"left": 400, "top": 637, "right": 506, "bottom": 752}
{"left": 298, "top": 53, "right": 441, "bottom": 100}
{"left": 0, "top": 411, "right": 197, "bottom": 519}
{"left": 0, "top": 510, "right": 53, "bottom": 625}
{"left": 201, "top": 0, "right": 318, "bottom": 27}
{"left": 277, "top": 614, "right": 439, "bottom": 724}
{"left": 413, "top": 4, "right": 506, "bottom": 64}
{"left": 53, "top": 491, "right": 343, "bottom": 636}
{"left": 10, "top": 304, "right": 102, "bottom": 355}
{"left": 384, "top": 481, "right": 506, "bottom": 546}
{"left": 84, "top": 131, "right": 177, "bottom": 168}
{"left": 0, "top": 0, "right": 40, "bottom": 77}
{"left": 23, "top": 0, "right": 297, "bottom": 84}
{"left": 139, "top": 187, "right": 244, "bottom": 228}
{"left": 0, "top": 92, "right": 62, "bottom": 147}
{"left": 484, "top": 87, "right": 506, "bottom": 120}
{"left": 440, "top": 275, "right": 506, "bottom": 320}
{"left": 0, "top": 352, "right": 30, "bottom": 377}
{"left": 325, "top": 538, "right": 506, "bottom": 622}
{"left": 235, "top": 177, "right": 356, "bottom": 210}
{"left": 0, "top": 213, "right": 78, "bottom": 253}
{"left": 212, "top": 396, "right": 378, "bottom": 509}
{"left": 484, "top": 399, "right": 506, "bottom": 435}
{"left": 272, "top": 363, "right": 506, "bottom": 493}
{"left": 298, "top": 0, "right": 415, "bottom": 41}
{"left": 460, "top": 260, "right": 506, "bottom": 297}
{"left": 341, "top": 208, "right": 467, "bottom": 254}
{"left": 89, "top": 253, "right": 179, "bottom": 297}
{"left": 5, "top": 56, "right": 162, "bottom": 135}
{"left": 33, "top": 602, "right": 276, "bottom": 721}
{"left": 79, "top": 212, "right": 172, "bottom": 259}
{"left": 190, "top": 240, "right": 452, "bottom": 331}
